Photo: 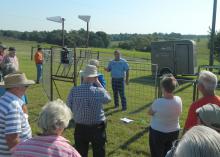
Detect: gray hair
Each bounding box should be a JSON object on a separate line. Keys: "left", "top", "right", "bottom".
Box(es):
{"left": 2, "top": 63, "right": 16, "bottom": 77}
{"left": 198, "top": 70, "right": 217, "bottom": 93}
{"left": 38, "top": 99, "right": 72, "bottom": 134}
{"left": 174, "top": 125, "right": 220, "bottom": 157}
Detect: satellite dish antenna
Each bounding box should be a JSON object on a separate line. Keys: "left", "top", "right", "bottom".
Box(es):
{"left": 78, "top": 15, "right": 91, "bottom": 23}
{"left": 46, "top": 16, "right": 63, "bottom": 23}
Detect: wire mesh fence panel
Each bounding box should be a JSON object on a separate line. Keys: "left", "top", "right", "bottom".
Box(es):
{"left": 42, "top": 48, "right": 158, "bottom": 109}
{"left": 42, "top": 49, "right": 52, "bottom": 100}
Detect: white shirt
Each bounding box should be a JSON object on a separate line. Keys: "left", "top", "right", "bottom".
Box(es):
{"left": 150, "top": 96, "right": 182, "bottom": 133}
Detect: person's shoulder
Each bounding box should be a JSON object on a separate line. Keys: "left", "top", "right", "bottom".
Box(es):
{"left": 174, "top": 96, "right": 182, "bottom": 101}
{"left": 120, "top": 58, "right": 127, "bottom": 62}
{"left": 153, "top": 98, "right": 165, "bottom": 104}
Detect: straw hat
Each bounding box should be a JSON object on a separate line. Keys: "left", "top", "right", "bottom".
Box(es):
{"left": 83, "top": 65, "right": 98, "bottom": 78}
{"left": 0, "top": 72, "right": 35, "bottom": 88}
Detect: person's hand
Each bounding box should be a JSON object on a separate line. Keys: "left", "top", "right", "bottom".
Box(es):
{"left": 104, "top": 67, "right": 108, "bottom": 72}
{"left": 94, "top": 78, "right": 103, "bottom": 88}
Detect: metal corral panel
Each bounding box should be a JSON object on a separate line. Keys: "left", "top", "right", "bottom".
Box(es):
{"left": 151, "top": 40, "right": 196, "bottom": 75}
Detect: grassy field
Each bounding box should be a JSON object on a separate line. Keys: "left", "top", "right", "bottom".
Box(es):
{"left": 0, "top": 37, "right": 219, "bottom": 157}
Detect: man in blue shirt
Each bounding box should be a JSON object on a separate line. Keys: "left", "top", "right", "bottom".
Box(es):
{"left": 105, "top": 50, "right": 129, "bottom": 111}
{"left": 67, "top": 64, "right": 111, "bottom": 157}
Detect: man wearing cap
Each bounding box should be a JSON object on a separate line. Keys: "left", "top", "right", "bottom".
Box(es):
{"left": 183, "top": 70, "right": 220, "bottom": 133}
{"left": 2, "top": 47, "right": 19, "bottom": 71}
{"left": 196, "top": 103, "right": 220, "bottom": 132}
{"left": 104, "top": 50, "right": 129, "bottom": 111}
{"left": 0, "top": 72, "right": 35, "bottom": 156}
{"left": 67, "top": 64, "right": 111, "bottom": 157}
{"left": 34, "top": 47, "right": 43, "bottom": 84}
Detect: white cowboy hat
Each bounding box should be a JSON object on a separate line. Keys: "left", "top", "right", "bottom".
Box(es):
{"left": 0, "top": 72, "right": 35, "bottom": 88}
{"left": 83, "top": 65, "right": 98, "bottom": 78}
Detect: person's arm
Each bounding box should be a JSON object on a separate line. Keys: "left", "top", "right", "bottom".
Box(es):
{"left": 125, "top": 70, "right": 129, "bottom": 85}
{"left": 98, "top": 74, "right": 106, "bottom": 88}
{"left": 124, "top": 61, "right": 129, "bottom": 85}
{"left": 5, "top": 133, "right": 20, "bottom": 150}
{"left": 104, "top": 61, "right": 111, "bottom": 72}
{"left": 96, "top": 82, "right": 111, "bottom": 104}
{"left": 5, "top": 108, "right": 22, "bottom": 150}
{"left": 67, "top": 88, "right": 74, "bottom": 108}
{"left": 148, "top": 106, "right": 156, "bottom": 116}
{"left": 148, "top": 100, "right": 157, "bottom": 116}
{"left": 182, "top": 103, "right": 196, "bottom": 135}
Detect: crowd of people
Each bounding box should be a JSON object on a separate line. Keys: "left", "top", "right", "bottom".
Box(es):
{"left": 0, "top": 45, "right": 219, "bottom": 157}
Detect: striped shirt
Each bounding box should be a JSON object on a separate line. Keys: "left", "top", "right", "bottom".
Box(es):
{"left": 67, "top": 83, "right": 111, "bottom": 125}
{"left": 0, "top": 92, "right": 32, "bottom": 156}
{"left": 12, "top": 135, "right": 81, "bottom": 157}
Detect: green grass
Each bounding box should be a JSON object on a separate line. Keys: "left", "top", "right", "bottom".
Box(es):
{"left": 0, "top": 37, "right": 219, "bottom": 157}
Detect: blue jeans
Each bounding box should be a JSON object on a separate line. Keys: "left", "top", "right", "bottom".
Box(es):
{"left": 112, "top": 78, "right": 127, "bottom": 109}
{"left": 36, "top": 64, "right": 42, "bottom": 83}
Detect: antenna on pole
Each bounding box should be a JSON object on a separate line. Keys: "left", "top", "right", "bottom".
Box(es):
{"left": 47, "top": 16, "right": 65, "bottom": 47}
{"left": 78, "top": 15, "right": 91, "bottom": 48}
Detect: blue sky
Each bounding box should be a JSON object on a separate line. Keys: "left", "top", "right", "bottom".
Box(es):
{"left": 1, "top": 0, "right": 219, "bottom": 34}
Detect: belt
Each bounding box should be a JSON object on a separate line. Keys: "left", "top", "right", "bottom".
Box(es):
{"left": 76, "top": 121, "right": 105, "bottom": 128}
{"left": 112, "top": 78, "right": 124, "bottom": 80}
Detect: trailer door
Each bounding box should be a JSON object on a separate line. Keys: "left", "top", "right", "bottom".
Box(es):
{"left": 175, "top": 44, "right": 189, "bottom": 74}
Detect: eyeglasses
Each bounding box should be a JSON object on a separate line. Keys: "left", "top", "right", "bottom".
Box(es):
{"left": 165, "top": 139, "right": 179, "bottom": 157}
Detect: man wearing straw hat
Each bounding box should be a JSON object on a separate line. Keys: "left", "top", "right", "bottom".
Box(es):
{"left": 0, "top": 72, "right": 35, "bottom": 156}
{"left": 67, "top": 64, "right": 111, "bottom": 157}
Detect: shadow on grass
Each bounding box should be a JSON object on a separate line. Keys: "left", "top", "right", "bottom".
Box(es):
{"left": 104, "top": 106, "right": 115, "bottom": 112}
{"left": 108, "top": 127, "right": 149, "bottom": 156}
{"left": 129, "top": 76, "right": 156, "bottom": 87}
{"left": 67, "top": 119, "right": 75, "bottom": 129}
{"left": 106, "top": 108, "right": 121, "bottom": 117}
{"left": 129, "top": 102, "right": 152, "bottom": 114}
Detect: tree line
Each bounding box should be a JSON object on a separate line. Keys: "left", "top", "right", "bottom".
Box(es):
{"left": 0, "top": 29, "right": 214, "bottom": 52}
{"left": 0, "top": 29, "right": 110, "bottom": 48}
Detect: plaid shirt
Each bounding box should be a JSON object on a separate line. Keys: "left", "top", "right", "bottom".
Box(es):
{"left": 67, "top": 83, "right": 111, "bottom": 125}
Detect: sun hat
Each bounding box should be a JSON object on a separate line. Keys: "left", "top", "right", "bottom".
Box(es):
{"left": 89, "top": 59, "right": 99, "bottom": 67}
{"left": 8, "top": 47, "right": 16, "bottom": 52}
{"left": 0, "top": 72, "right": 35, "bottom": 88}
{"left": 0, "top": 44, "right": 7, "bottom": 50}
{"left": 83, "top": 65, "right": 98, "bottom": 78}
{"left": 196, "top": 103, "right": 220, "bottom": 131}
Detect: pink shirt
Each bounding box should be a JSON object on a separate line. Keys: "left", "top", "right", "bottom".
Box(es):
{"left": 0, "top": 54, "right": 5, "bottom": 65}
{"left": 2, "top": 55, "right": 19, "bottom": 71}
{"left": 12, "top": 135, "right": 81, "bottom": 157}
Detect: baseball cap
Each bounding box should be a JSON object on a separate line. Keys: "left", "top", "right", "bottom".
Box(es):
{"left": 196, "top": 103, "right": 220, "bottom": 131}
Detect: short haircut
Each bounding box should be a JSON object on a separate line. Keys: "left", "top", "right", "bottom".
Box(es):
{"left": 38, "top": 99, "right": 72, "bottom": 134}
{"left": 38, "top": 47, "right": 42, "bottom": 51}
{"left": 174, "top": 125, "right": 220, "bottom": 157}
{"left": 198, "top": 70, "right": 217, "bottom": 93}
{"left": 160, "top": 74, "right": 177, "bottom": 93}
{"left": 114, "top": 50, "right": 120, "bottom": 54}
